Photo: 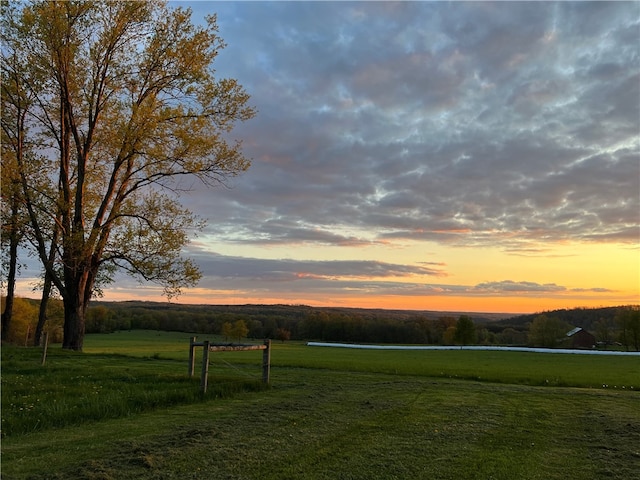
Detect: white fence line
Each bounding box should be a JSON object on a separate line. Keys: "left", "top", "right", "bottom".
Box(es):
{"left": 306, "top": 342, "right": 640, "bottom": 356}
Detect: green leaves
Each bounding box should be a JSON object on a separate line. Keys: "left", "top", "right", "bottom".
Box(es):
{"left": 3, "top": 0, "right": 255, "bottom": 347}
{"left": 105, "top": 192, "right": 203, "bottom": 299}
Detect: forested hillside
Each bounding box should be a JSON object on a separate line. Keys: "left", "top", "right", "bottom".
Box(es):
{"left": 497, "top": 306, "right": 628, "bottom": 331}
{"left": 87, "top": 302, "right": 484, "bottom": 344}
{"left": 77, "top": 301, "right": 638, "bottom": 349}
{"left": 4, "top": 297, "right": 636, "bottom": 349}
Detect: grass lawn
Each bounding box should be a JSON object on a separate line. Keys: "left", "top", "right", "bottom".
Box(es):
{"left": 2, "top": 330, "right": 639, "bottom": 479}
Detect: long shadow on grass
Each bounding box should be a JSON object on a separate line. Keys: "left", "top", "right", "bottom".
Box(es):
{"left": 1, "top": 346, "right": 266, "bottom": 437}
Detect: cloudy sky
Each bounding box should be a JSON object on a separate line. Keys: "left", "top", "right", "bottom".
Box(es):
{"left": 16, "top": 1, "right": 640, "bottom": 313}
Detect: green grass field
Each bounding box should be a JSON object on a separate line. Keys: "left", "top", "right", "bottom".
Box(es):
{"left": 2, "top": 330, "right": 639, "bottom": 479}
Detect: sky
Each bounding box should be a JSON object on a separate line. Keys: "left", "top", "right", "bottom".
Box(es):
{"left": 14, "top": 1, "right": 640, "bottom": 313}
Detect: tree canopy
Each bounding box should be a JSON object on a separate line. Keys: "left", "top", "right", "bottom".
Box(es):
{"left": 454, "top": 315, "right": 476, "bottom": 345}
{"left": 1, "top": 0, "right": 256, "bottom": 350}
{"left": 528, "top": 314, "right": 570, "bottom": 348}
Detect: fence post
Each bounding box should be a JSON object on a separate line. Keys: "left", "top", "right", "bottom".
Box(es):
{"left": 201, "top": 340, "right": 210, "bottom": 393}
{"left": 41, "top": 332, "right": 49, "bottom": 366}
{"left": 262, "top": 339, "right": 271, "bottom": 384}
{"left": 189, "top": 336, "right": 197, "bottom": 377}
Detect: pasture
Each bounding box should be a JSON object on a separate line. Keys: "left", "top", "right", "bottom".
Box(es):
{"left": 2, "top": 330, "right": 639, "bottom": 479}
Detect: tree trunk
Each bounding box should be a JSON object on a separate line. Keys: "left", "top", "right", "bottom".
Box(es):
{"left": 1, "top": 199, "right": 20, "bottom": 342}
{"left": 1, "top": 287, "right": 15, "bottom": 342}
{"left": 62, "top": 293, "right": 87, "bottom": 351}
{"left": 34, "top": 274, "right": 53, "bottom": 347}
{"left": 34, "top": 226, "right": 59, "bottom": 347}
{"left": 62, "top": 264, "right": 97, "bottom": 351}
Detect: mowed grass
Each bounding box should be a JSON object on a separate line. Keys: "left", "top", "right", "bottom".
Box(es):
{"left": 267, "top": 342, "right": 640, "bottom": 389}
{"left": 2, "top": 330, "right": 640, "bottom": 479}
{"left": 1, "top": 333, "right": 266, "bottom": 437}
{"left": 82, "top": 330, "right": 200, "bottom": 359}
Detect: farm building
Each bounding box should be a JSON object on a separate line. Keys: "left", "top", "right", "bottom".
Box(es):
{"left": 565, "top": 327, "right": 596, "bottom": 349}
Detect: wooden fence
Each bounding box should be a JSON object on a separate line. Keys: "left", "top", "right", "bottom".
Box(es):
{"left": 189, "top": 337, "right": 271, "bottom": 392}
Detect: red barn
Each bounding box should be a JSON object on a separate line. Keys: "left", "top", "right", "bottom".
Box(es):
{"left": 566, "top": 327, "right": 596, "bottom": 349}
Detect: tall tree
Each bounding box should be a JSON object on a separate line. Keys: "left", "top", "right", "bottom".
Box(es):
{"left": 0, "top": 151, "right": 22, "bottom": 341}
{"left": 528, "top": 314, "right": 569, "bottom": 348}
{"left": 618, "top": 307, "right": 640, "bottom": 352}
{"left": 2, "top": 1, "right": 255, "bottom": 350}
{"left": 231, "top": 319, "right": 249, "bottom": 341}
{"left": 1, "top": 1, "right": 35, "bottom": 341}
{"left": 453, "top": 315, "right": 476, "bottom": 345}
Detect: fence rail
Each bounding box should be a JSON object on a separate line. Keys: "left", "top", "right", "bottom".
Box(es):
{"left": 189, "top": 337, "right": 271, "bottom": 392}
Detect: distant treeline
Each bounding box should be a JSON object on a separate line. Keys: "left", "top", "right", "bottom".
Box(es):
{"left": 494, "top": 306, "right": 628, "bottom": 332}
{"left": 85, "top": 301, "right": 638, "bottom": 348}
{"left": 87, "top": 302, "right": 473, "bottom": 344}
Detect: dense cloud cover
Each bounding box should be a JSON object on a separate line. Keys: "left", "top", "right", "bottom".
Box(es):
{"left": 195, "top": 2, "right": 638, "bottom": 247}
{"left": 117, "top": 2, "right": 640, "bottom": 307}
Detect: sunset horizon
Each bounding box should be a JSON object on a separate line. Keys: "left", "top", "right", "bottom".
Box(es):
{"left": 7, "top": 2, "right": 639, "bottom": 315}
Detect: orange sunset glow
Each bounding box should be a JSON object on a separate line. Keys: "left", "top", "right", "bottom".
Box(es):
{"left": 9, "top": 1, "right": 640, "bottom": 314}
